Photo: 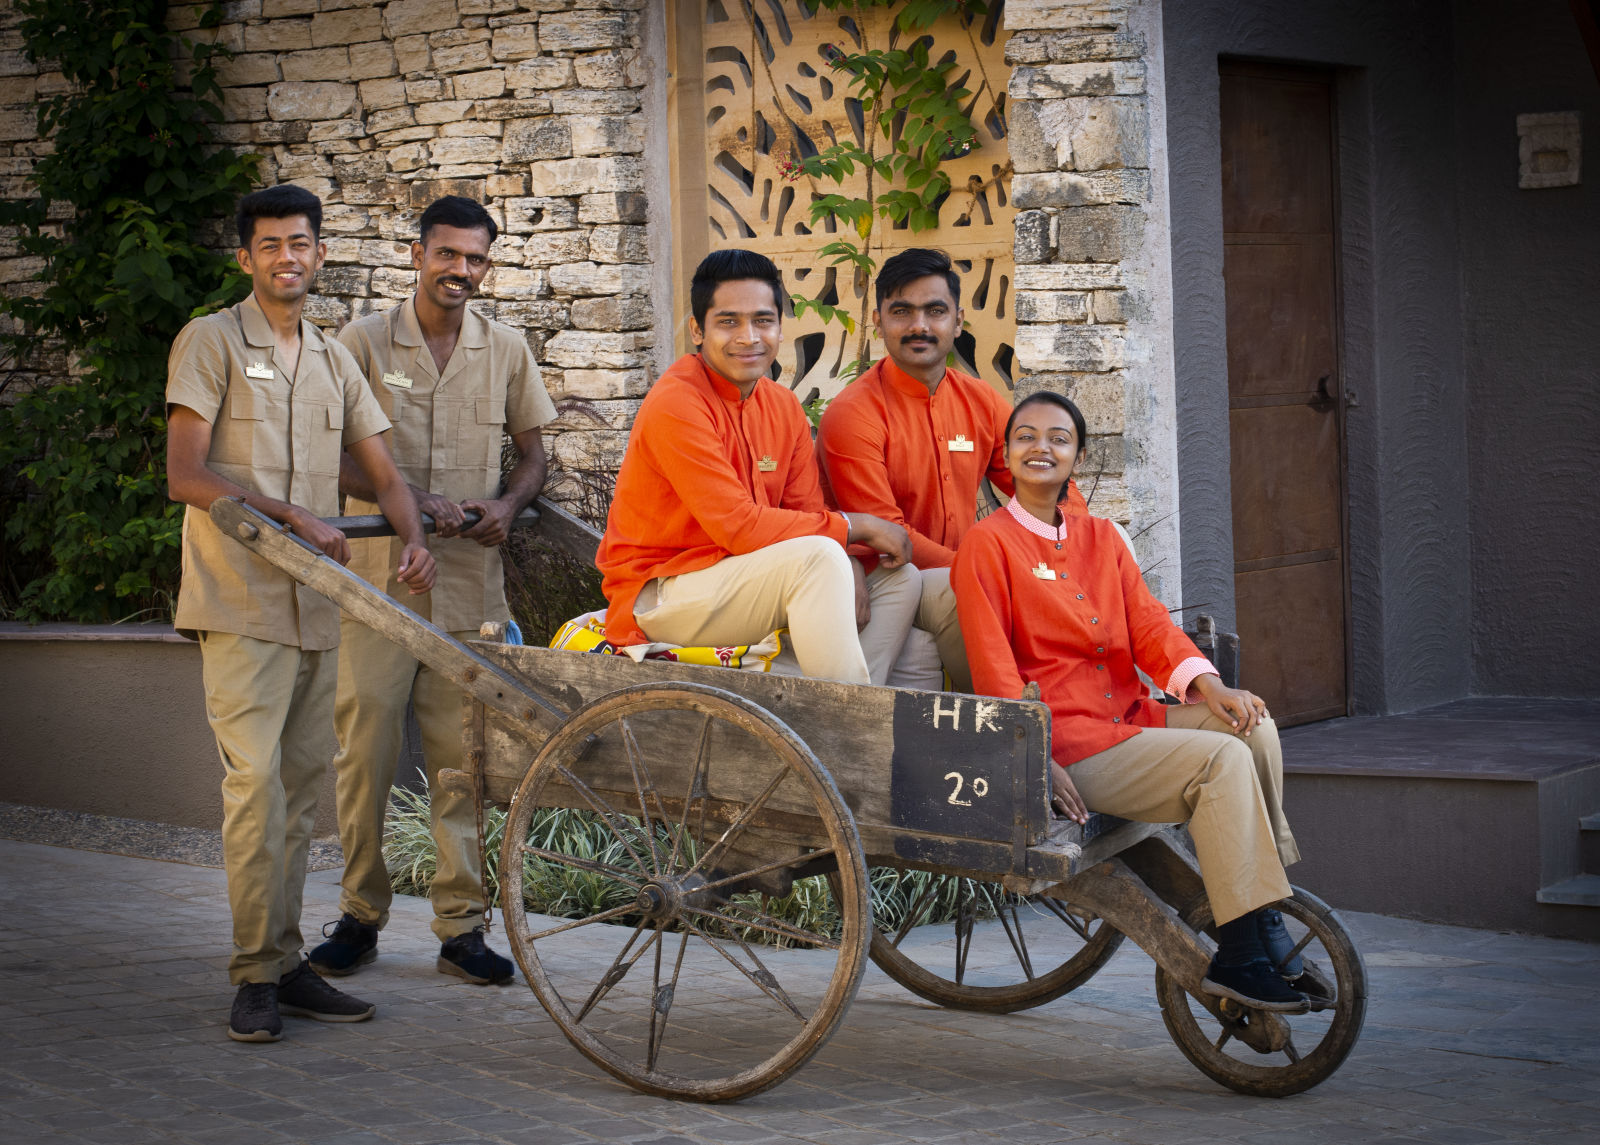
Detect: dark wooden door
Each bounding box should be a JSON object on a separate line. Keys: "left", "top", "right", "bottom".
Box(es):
{"left": 1220, "top": 62, "right": 1347, "bottom": 726}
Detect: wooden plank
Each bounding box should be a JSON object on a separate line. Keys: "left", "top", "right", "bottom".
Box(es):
{"left": 473, "top": 643, "right": 1053, "bottom": 877}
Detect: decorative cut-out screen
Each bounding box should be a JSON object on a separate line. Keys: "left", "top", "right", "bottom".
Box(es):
{"left": 673, "top": 0, "right": 1015, "bottom": 405}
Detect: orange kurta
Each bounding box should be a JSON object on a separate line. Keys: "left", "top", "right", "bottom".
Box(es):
{"left": 817, "top": 358, "right": 1014, "bottom": 569}
{"left": 597, "top": 354, "right": 848, "bottom": 647}
{"left": 953, "top": 500, "right": 1207, "bottom": 766}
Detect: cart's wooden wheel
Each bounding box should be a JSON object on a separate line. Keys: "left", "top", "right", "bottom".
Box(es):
{"left": 848, "top": 872, "right": 1123, "bottom": 1013}
{"left": 499, "top": 682, "right": 871, "bottom": 1103}
{"left": 1154, "top": 885, "right": 1367, "bottom": 1097}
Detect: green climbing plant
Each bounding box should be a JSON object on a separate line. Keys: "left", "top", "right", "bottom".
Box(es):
{"left": 782, "top": 0, "right": 989, "bottom": 385}
{"left": 0, "top": 0, "right": 257, "bottom": 622}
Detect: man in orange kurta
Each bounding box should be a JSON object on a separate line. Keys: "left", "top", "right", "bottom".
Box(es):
{"left": 596, "top": 249, "right": 915, "bottom": 685}
{"left": 817, "top": 248, "right": 1014, "bottom": 691}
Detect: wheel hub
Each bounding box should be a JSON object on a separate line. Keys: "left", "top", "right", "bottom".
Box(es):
{"left": 635, "top": 872, "right": 714, "bottom": 921}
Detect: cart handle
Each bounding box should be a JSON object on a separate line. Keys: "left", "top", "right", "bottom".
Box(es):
{"left": 208, "top": 496, "right": 568, "bottom": 738}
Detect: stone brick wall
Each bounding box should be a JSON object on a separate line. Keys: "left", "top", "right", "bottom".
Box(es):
{"left": 1003, "top": 0, "right": 1181, "bottom": 602}
{"left": 0, "top": 0, "right": 654, "bottom": 511}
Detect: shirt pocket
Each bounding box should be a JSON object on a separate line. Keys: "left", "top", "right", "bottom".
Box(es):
{"left": 456, "top": 394, "right": 506, "bottom": 471}
{"left": 211, "top": 384, "right": 267, "bottom": 466}
{"left": 377, "top": 384, "right": 405, "bottom": 423}
{"left": 308, "top": 403, "right": 344, "bottom": 476}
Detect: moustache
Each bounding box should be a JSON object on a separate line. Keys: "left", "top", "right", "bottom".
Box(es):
{"left": 439, "top": 277, "right": 473, "bottom": 290}
{"left": 900, "top": 336, "right": 936, "bottom": 346}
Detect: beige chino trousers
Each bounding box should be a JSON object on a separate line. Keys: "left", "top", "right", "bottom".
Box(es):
{"left": 331, "top": 616, "right": 484, "bottom": 941}
{"left": 198, "top": 631, "right": 335, "bottom": 985}
{"left": 1068, "top": 705, "right": 1300, "bottom": 926}
{"left": 635, "top": 535, "right": 918, "bottom": 686}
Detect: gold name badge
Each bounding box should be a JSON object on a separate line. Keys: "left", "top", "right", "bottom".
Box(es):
{"left": 244, "top": 362, "right": 274, "bottom": 380}
{"left": 382, "top": 370, "right": 414, "bottom": 390}
{"left": 757, "top": 454, "right": 777, "bottom": 472}
{"left": 947, "top": 434, "right": 975, "bottom": 452}
{"left": 1031, "top": 562, "right": 1057, "bottom": 581}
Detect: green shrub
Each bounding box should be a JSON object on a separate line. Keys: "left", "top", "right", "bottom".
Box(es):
{"left": 0, "top": 1, "right": 256, "bottom": 621}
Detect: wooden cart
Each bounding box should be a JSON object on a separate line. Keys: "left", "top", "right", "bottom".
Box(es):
{"left": 213, "top": 498, "right": 1367, "bottom": 1103}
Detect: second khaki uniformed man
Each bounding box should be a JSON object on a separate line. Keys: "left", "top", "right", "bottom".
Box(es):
{"left": 310, "top": 196, "right": 556, "bottom": 984}
{"left": 166, "top": 185, "right": 436, "bottom": 1043}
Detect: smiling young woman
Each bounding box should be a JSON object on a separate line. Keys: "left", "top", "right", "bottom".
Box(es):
{"left": 951, "top": 392, "right": 1329, "bottom": 1014}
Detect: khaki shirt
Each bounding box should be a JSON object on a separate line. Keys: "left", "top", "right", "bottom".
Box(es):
{"left": 167, "top": 294, "right": 391, "bottom": 649}
{"left": 338, "top": 298, "right": 556, "bottom": 632}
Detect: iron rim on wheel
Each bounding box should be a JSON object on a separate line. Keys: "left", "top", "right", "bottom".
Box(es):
{"left": 1154, "top": 885, "right": 1367, "bottom": 1097}
{"left": 854, "top": 872, "right": 1124, "bottom": 1013}
{"left": 499, "top": 682, "right": 872, "bottom": 1103}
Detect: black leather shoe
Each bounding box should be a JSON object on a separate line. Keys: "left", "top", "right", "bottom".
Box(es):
{"left": 308, "top": 913, "right": 378, "bottom": 977}
{"left": 438, "top": 927, "right": 514, "bottom": 985}
{"left": 1202, "top": 956, "right": 1310, "bottom": 1012}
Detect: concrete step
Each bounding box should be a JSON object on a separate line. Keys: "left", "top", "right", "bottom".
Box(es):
{"left": 1537, "top": 874, "right": 1600, "bottom": 907}
{"left": 1583, "top": 813, "right": 1600, "bottom": 874}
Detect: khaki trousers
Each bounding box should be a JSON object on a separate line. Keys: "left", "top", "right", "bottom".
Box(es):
{"left": 1068, "top": 705, "right": 1300, "bottom": 926}
{"left": 198, "top": 631, "right": 335, "bottom": 985}
{"left": 911, "top": 567, "right": 970, "bottom": 694}
{"left": 332, "top": 616, "right": 483, "bottom": 941}
{"left": 636, "top": 536, "right": 917, "bottom": 685}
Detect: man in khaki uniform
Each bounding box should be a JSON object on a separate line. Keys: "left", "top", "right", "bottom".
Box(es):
{"left": 166, "top": 185, "right": 436, "bottom": 1043}
{"left": 309, "top": 196, "right": 556, "bottom": 985}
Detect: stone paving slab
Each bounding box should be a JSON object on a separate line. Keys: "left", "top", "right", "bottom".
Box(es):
{"left": 2, "top": 838, "right": 1597, "bottom": 1144}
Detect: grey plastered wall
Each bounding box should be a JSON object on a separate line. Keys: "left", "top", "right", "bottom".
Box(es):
{"left": 1161, "top": 1, "right": 1472, "bottom": 714}
{"left": 0, "top": 631, "right": 339, "bottom": 837}
{"left": 1454, "top": 1, "right": 1600, "bottom": 697}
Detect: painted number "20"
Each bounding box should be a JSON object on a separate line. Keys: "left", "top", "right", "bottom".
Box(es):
{"left": 944, "top": 771, "right": 990, "bottom": 807}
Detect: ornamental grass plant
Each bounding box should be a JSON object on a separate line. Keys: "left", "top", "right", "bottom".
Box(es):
{"left": 382, "top": 784, "right": 977, "bottom": 947}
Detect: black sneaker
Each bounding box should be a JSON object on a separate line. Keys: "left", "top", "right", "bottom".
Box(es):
{"left": 228, "top": 982, "right": 283, "bottom": 1043}
{"left": 1257, "top": 908, "right": 1304, "bottom": 979}
{"left": 1202, "top": 956, "right": 1310, "bottom": 1012}
{"left": 437, "top": 927, "right": 514, "bottom": 985}
{"left": 277, "top": 958, "right": 376, "bottom": 1022}
{"left": 308, "top": 913, "right": 378, "bottom": 977}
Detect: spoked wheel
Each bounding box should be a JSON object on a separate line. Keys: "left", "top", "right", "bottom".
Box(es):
{"left": 499, "top": 682, "right": 871, "bottom": 1102}
{"left": 1154, "top": 886, "right": 1367, "bottom": 1097}
{"left": 852, "top": 871, "right": 1124, "bottom": 1013}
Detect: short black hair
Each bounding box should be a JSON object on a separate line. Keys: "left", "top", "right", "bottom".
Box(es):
{"left": 418, "top": 194, "right": 498, "bottom": 246}
{"left": 690, "top": 249, "right": 786, "bottom": 326}
{"left": 236, "top": 185, "right": 322, "bottom": 248}
{"left": 875, "top": 247, "right": 961, "bottom": 310}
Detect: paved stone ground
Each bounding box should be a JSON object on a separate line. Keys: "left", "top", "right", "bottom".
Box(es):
{"left": 2, "top": 837, "right": 1597, "bottom": 1145}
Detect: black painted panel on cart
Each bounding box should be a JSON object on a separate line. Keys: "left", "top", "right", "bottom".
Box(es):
{"left": 889, "top": 690, "right": 1044, "bottom": 841}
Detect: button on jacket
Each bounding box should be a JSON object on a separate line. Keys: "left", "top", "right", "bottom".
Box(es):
{"left": 817, "top": 357, "right": 1013, "bottom": 570}
{"left": 166, "top": 293, "right": 391, "bottom": 649}
{"left": 596, "top": 353, "right": 848, "bottom": 648}
{"left": 337, "top": 298, "right": 556, "bottom": 631}
{"left": 953, "top": 499, "right": 1208, "bottom": 766}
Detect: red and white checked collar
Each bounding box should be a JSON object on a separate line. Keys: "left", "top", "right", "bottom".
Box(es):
{"left": 1005, "top": 497, "right": 1069, "bottom": 542}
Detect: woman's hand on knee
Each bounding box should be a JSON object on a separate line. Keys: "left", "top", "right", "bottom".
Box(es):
{"left": 1194, "top": 674, "right": 1269, "bottom": 736}
{"left": 1050, "top": 761, "right": 1088, "bottom": 825}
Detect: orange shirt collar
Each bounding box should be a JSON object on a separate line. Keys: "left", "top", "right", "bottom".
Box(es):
{"left": 696, "top": 354, "right": 753, "bottom": 403}
{"left": 879, "top": 355, "right": 949, "bottom": 400}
